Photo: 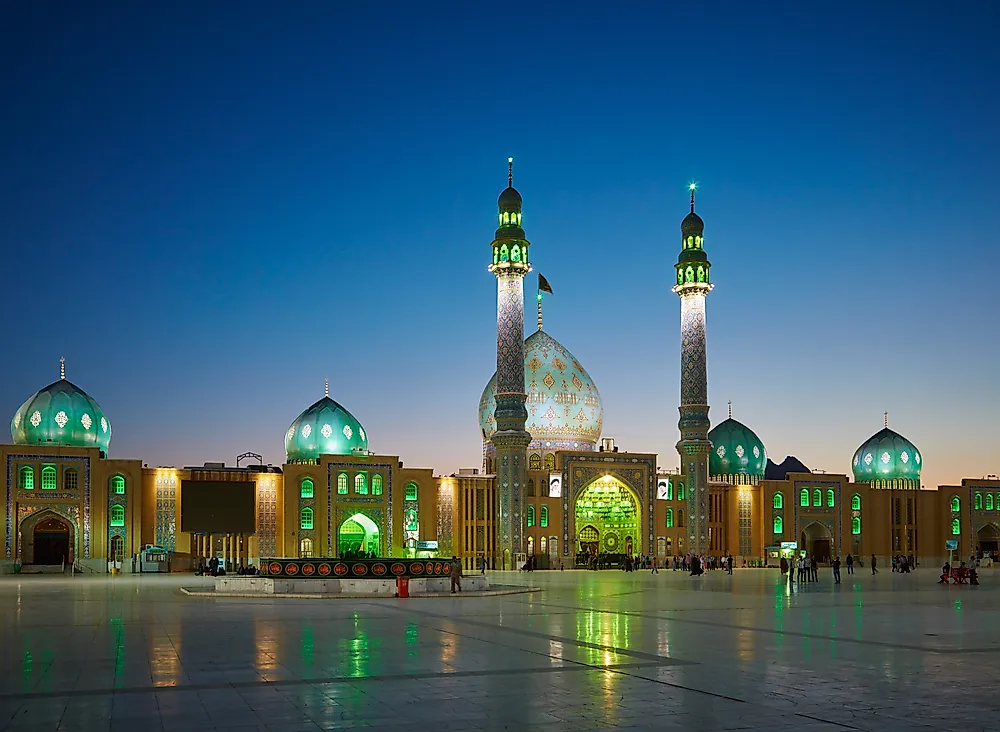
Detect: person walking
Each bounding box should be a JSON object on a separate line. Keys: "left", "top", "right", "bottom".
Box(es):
{"left": 832, "top": 556, "right": 842, "bottom": 584}
{"left": 726, "top": 554, "right": 734, "bottom": 575}
{"left": 870, "top": 553, "right": 878, "bottom": 575}
{"left": 651, "top": 556, "right": 659, "bottom": 574}
{"left": 449, "top": 556, "right": 463, "bottom": 594}
{"left": 780, "top": 556, "right": 788, "bottom": 577}
{"left": 480, "top": 555, "right": 487, "bottom": 575}
{"left": 811, "top": 556, "right": 819, "bottom": 582}
{"left": 788, "top": 557, "right": 795, "bottom": 583}
{"left": 846, "top": 554, "right": 854, "bottom": 575}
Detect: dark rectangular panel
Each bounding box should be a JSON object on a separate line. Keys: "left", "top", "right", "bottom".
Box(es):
{"left": 180, "top": 480, "right": 256, "bottom": 533}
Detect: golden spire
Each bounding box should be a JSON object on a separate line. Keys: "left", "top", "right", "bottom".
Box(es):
{"left": 508, "top": 157, "right": 513, "bottom": 188}
{"left": 60, "top": 356, "right": 65, "bottom": 380}
{"left": 325, "top": 377, "right": 329, "bottom": 398}
{"left": 884, "top": 411, "right": 888, "bottom": 429}
{"left": 537, "top": 293, "right": 543, "bottom": 331}
{"left": 728, "top": 400, "right": 732, "bottom": 419}
{"left": 689, "top": 182, "right": 697, "bottom": 212}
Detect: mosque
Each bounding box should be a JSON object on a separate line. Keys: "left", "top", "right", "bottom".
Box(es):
{"left": 2, "top": 170, "right": 998, "bottom": 574}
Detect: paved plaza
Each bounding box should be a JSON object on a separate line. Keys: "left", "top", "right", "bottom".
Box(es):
{"left": 0, "top": 567, "right": 995, "bottom": 731}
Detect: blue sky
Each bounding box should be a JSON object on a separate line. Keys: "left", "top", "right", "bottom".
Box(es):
{"left": 1, "top": 1, "right": 998, "bottom": 489}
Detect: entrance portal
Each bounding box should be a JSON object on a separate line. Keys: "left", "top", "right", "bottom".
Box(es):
{"left": 978, "top": 523, "right": 1000, "bottom": 556}
{"left": 338, "top": 512, "right": 381, "bottom": 557}
{"left": 801, "top": 522, "right": 834, "bottom": 563}
{"left": 33, "top": 517, "right": 71, "bottom": 565}
{"left": 575, "top": 475, "right": 640, "bottom": 560}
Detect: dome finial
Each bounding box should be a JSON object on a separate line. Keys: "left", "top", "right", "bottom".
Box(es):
{"left": 884, "top": 411, "right": 888, "bottom": 428}
{"left": 728, "top": 400, "right": 732, "bottom": 419}
{"left": 60, "top": 356, "right": 65, "bottom": 380}
{"left": 689, "top": 182, "right": 697, "bottom": 213}
{"left": 325, "top": 377, "right": 329, "bottom": 398}
{"left": 508, "top": 157, "right": 514, "bottom": 188}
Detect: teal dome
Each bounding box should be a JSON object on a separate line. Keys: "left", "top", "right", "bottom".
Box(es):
{"left": 11, "top": 377, "right": 112, "bottom": 454}
{"left": 708, "top": 417, "right": 766, "bottom": 483}
{"left": 285, "top": 396, "right": 368, "bottom": 463}
{"left": 479, "top": 329, "right": 603, "bottom": 450}
{"left": 852, "top": 427, "right": 921, "bottom": 488}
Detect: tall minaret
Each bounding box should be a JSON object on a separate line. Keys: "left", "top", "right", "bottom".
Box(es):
{"left": 673, "top": 183, "right": 713, "bottom": 556}
{"left": 488, "top": 158, "right": 531, "bottom": 566}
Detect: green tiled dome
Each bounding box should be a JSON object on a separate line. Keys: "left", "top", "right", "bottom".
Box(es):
{"left": 11, "top": 377, "right": 112, "bottom": 454}
{"left": 852, "top": 427, "right": 921, "bottom": 488}
{"left": 285, "top": 395, "right": 367, "bottom": 463}
{"left": 708, "top": 417, "right": 766, "bottom": 483}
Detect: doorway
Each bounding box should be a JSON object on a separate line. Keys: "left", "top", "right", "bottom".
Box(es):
{"left": 977, "top": 523, "right": 1000, "bottom": 556}
{"left": 33, "top": 517, "right": 70, "bottom": 565}
{"left": 801, "top": 522, "right": 834, "bottom": 563}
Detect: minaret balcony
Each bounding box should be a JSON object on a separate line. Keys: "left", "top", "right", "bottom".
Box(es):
{"left": 672, "top": 281, "right": 713, "bottom": 296}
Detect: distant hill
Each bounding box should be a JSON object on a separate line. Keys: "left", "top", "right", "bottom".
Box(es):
{"left": 765, "top": 456, "right": 811, "bottom": 480}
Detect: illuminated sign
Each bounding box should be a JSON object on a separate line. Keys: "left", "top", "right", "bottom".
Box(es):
{"left": 945, "top": 540, "right": 959, "bottom": 551}
{"left": 780, "top": 542, "right": 798, "bottom": 549}
{"left": 548, "top": 473, "right": 562, "bottom": 498}
{"left": 416, "top": 541, "right": 438, "bottom": 551}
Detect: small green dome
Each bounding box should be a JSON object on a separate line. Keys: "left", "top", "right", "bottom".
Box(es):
{"left": 708, "top": 417, "right": 766, "bottom": 482}
{"left": 852, "top": 427, "right": 921, "bottom": 487}
{"left": 11, "top": 377, "right": 112, "bottom": 453}
{"left": 681, "top": 211, "right": 704, "bottom": 235}
{"left": 285, "top": 395, "right": 368, "bottom": 463}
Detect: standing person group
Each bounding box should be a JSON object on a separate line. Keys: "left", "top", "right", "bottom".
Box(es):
{"left": 783, "top": 554, "right": 821, "bottom": 582}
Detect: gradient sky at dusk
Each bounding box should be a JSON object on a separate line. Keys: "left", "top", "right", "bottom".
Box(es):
{"left": 2, "top": 2, "right": 998, "bottom": 490}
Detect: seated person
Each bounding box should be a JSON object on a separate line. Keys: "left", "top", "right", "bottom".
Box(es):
{"left": 938, "top": 562, "right": 951, "bottom": 584}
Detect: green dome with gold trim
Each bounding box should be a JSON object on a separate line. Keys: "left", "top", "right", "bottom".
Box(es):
{"left": 285, "top": 392, "right": 368, "bottom": 464}
{"left": 708, "top": 417, "right": 766, "bottom": 483}
{"left": 11, "top": 371, "right": 112, "bottom": 454}
{"left": 852, "top": 425, "right": 921, "bottom": 488}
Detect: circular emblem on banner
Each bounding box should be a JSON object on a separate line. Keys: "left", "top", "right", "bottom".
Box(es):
{"left": 268, "top": 562, "right": 282, "bottom": 575}
{"left": 284, "top": 563, "right": 299, "bottom": 575}
{"left": 434, "top": 562, "right": 444, "bottom": 575}
{"left": 410, "top": 562, "right": 424, "bottom": 574}
{"left": 372, "top": 563, "right": 387, "bottom": 576}
{"left": 352, "top": 563, "right": 368, "bottom": 576}
{"left": 390, "top": 562, "right": 406, "bottom": 575}
{"left": 334, "top": 563, "right": 349, "bottom": 576}
{"left": 301, "top": 564, "right": 316, "bottom": 576}
{"left": 318, "top": 563, "right": 332, "bottom": 576}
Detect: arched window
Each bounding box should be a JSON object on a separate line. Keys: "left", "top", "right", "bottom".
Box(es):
{"left": 952, "top": 518, "right": 961, "bottom": 535}
{"left": 405, "top": 482, "right": 418, "bottom": 501}
{"left": 800, "top": 489, "right": 809, "bottom": 507}
{"left": 300, "top": 538, "right": 314, "bottom": 558}
{"left": 18, "top": 466, "right": 33, "bottom": 490}
{"left": 543, "top": 454, "right": 555, "bottom": 470}
{"left": 951, "top": 496, "right": 960, "bottom": 513}
{"left": 372, "top": 474, "right": 383, "bottom": 496}
{"left": 41, "top": 465, "right": 57, "bottom": 490}
{"left": 826, "top": 489, "right": 835, "bottom": 508}
{"left": 666, "top": 508, "right": 674, "bottom": 528}
{"left": 337, "top": 472, "right": 348, "bottom": 495}
{"left": 109, "top": 535, "right": 125, "bottom": 562}
{"left": 975, "top": 492, "right": 983, "bottom": 510}
{"left": 677, "top": 509, "right": 684, "bottom": 528}
{"left": 677, "top": 482, "right": 685, "bottom": 501}
{"left": 773, "top": 492, "right": 783, "bottom": 509}
{"left": 300, "top": 507, "right": 314, "bottom": 530}
{"left": 665, "top": 481, "right": 673, "bottom": 500}
{"left": 64, "top": 468, "right": 79, "bottom": 492}
{"left": 852, "top": 494, "right": 861, "bottom": 511}
{"left": 539, "top": 536, "right": 546, "bottom": 553}
{"left": 527, "top": 505, "right": 535, "bottom": 528}
{"left": 773, "top": 516, "right": 783, "bottom": 534}
{"left": 527, "top": 536, "right": 534, "bottom": 555}
{"left": 812, "top": 489, "right": 822, "bottom": 507}
{"left": 988, "top": 494, "right": 995, "bottom": 512}
{"left": 852, "top": 517, "right": 862, "bottom": 535}
{"left": 527, "top": 479, "right": 535, "bottom": 496}
{"left": 354, "top": 473, "right": 367, "bottom": 495}
{"left": 529, "top": 454, "right": 542, "bottom": 470}
{"left": 110, "top": 505, "right": 125, "bottom": 527}
{"left": 110, "top": 475, "right": 125, "bottom": 495}
{"left": 540, "top": 506, "right": 548, "bottom": 528}
{"left": 300, "top": 478, "right": 314, "bottom": 499}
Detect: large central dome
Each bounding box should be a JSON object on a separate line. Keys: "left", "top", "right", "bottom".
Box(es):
{"left": 285, "top": 394, "right": 368, "bottom": 464}
{"left": 708, "top": 417, "right": 767, "bottom": 485}
{"left": 479, "top": 329, "right": 603, "bottom": 451}
{"left": 11, "top": 374, "right": 112, "bottom": 454}
{"left": 852, "top": 425, "right": 921, "bottom": 489}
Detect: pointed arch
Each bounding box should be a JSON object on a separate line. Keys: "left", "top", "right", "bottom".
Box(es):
{"left": 951, "top": 495, "right": 960, "bottom": 513}
{"left": 800, "top": 489, "right": 809, "bottom": 507}
{"left": 18, "top": 466, "right": 34, "bottom": 490}
{"left": 852, "top": 494, "right": 861, "bottom": 511}
{"left": 666, "top": 508, "right": 674, "bottom": 528}
{"left": 773, "top": 516, "right": 783, "bottom": 534}
{"left": 300, "top": 507, "right": 314, "bottom": 530}
{"left": 773, "top": 492, "right": 783, "bottom": 509}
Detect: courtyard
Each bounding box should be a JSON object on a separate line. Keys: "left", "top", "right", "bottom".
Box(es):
{"left": 0, "top": 567, "right": 994, "bottom": 731}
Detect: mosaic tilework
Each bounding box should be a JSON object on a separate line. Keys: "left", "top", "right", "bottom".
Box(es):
{"left": 326, "top": 462, "right": 393, "bottom": 555}
{"left": 6, "top": 455, "right": 90, "bottom": 559}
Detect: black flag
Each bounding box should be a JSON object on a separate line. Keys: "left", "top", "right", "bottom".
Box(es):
{"left": 538, "top": 273, "right": 553, "bottom": 295}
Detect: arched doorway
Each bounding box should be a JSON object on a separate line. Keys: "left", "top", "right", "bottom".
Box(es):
{"left": 32, "top": 516, "right": 72, "bottom": 565}
{"left": 977, "top": 523, "right": 1000, "bottom": 556}
{"left": 575, "top": 475, "right": 641, "bottom": 562}
{"left": 338, "top": 513, "right": 380, "bottom": 557}
{"left": 801, "top": 522, "right": 833, "bottom": 563}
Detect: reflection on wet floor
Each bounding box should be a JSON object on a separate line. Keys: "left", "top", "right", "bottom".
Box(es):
{"left": 0, "top": 568, "right": 997, "bottom": 730}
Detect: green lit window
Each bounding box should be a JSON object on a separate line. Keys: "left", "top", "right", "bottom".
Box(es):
{"left": 41, "top": 465, "right": 57, "bottom": 490}
{"left": 773, "top": 516, "right": 783, "bottom": 534}
{"left": 975, "top": 492, "right": 983, "bottom": 510}
{"left": 499, "top": 244, "right": 509, "bottom": 262}
{"left": 812, "top": 489, "right": 822, "bottom": 507}
{"left": 665, "top": 480, "right": 673, "bottom": 500}
{"left": 527, "top": 505, "right": 535, "bottom": 528}
{"left": 110, "top": 475, "right": 125, "bottom": 495}
{"left": 540, "top": 506, "right": 548, "bottom": 528}
{"left": 826, "top": 489, "right": 835, "bottom": 508}
{"left": 800, "top": 489, "right": 809, "bottom": 507}
{"left": 529, "top": 454, "right": 541, "bottom": 470}
{"left": 64, "top": 468, "right": 79, "bottom": 492}
{"left": 300, "top": 507, "right": 314, "bottom": 530}
{"left": 677, "top": 482, "right": 685, "bottom": 501}
{"left": 666, "top": 508, "right": 674, "bottom": 528}
{"left": 110, "top": 505, "right": 125, "bottom": 527}
{"left": 987, "top": 494, "right": 995, "bottom": 511}
{"left": 951, "top": 496, "right": 960, "bottom": 513}
{"left": 18, "top": 466, "right": 34, "bottom": 490}
{"left": 337, "top": 472, "right": 348, "bottom": 494}
{"left": 300, "top": 478, "right": 314, "bottom": 499}
{"left": 677, "top": 509, "right": 684, "bottom": 527}
{"left": 354, "top": 473, "right": 368, "bottom": 495}
{"left": 952, "top": 518, "right": 961, "bottom": 535}
{"left": 543, "top": 454, "right": 555, "bottom": 470}
{"left": 511, "top": 244, "right": 520, "bottom": 262}
{"left": 852, "top": 517, "right": 862, "bottom": 535}
{"left": 405, "top": 508, "right": 418, "bottom": 531}
{"left": 405, "top": 482, "right": 418, "bottom": 501}
{"left": 773, "top": 492, "right": 783, "bottom": 509}
{"left": 372, "top": 474, "right": 383, "bottom": 496}
{"left": 852, "top": 494, "right": 861, "bottom": 511}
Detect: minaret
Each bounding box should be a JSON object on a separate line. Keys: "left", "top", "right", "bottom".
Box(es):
{"left": 488, "top": 157, "right": 531, "bottom": 566}
{"left": 673, "top": 183, "right": 713, "bottom": 556}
